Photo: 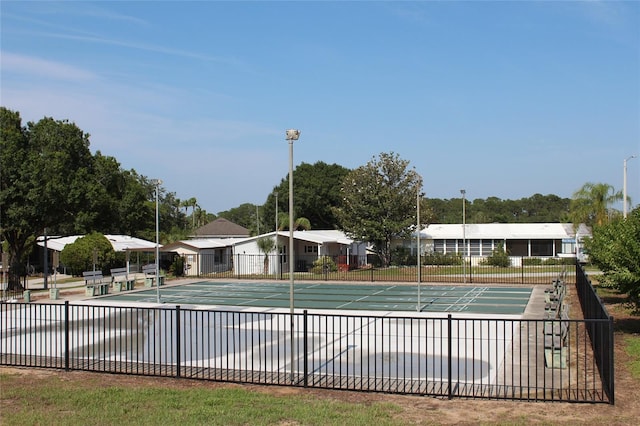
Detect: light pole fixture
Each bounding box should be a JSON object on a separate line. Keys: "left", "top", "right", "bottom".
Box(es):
{"left": 151, "top": 179, "right": 163, "bottom": 303}
{"left": 285, "top": 128, "right": 300, "bottom": 382}
{"left": 624, "top": 155, "right": 637, "bottom": 218}
{"left": 460, "top": 189, "right": 466, "bottom": 283}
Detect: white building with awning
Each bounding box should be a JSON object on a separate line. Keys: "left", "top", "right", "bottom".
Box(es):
{"left": 405, "top": 223, "right": 590, "bottom": 262}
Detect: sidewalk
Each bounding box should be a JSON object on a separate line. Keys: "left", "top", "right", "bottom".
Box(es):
{"left": 21, "top": 274, "right": 88, "bottom": 303}
{"left": 25, "top": 274, "right": 82, "bottom": 290}
{"left": 20, "top": 273, "right": 161, "bottom": 303}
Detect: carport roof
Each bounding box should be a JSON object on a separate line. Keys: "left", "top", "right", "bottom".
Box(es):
{"left": 37, "top": 234, "right": 158, "bottom": 252}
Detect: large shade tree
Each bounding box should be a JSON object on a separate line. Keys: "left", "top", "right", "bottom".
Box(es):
{"left": 262, "top": 161, "right": 350, "bottom": 232}
{"left": 0, "top": 107, "right": 176, "bottom": 288}
{"left": 335, "top": 152, "right": 429, "bottom": 267}
{"left": 217, "top": 203, "right": 260, "bottom": 235}
{"left": 1, "top": 108, "right": 95, "bottom": 288}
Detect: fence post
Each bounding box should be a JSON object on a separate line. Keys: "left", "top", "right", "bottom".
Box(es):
{"left": 521, "top": 257, "right": 524, "bottom": 284}
{"left": 176, "top": 305, "right": 181, "bottom": 378}
{"left": 448, "top": 314, "right": 453, "bottom": 400}
{"left": 64, "top": 301, "right": 69, "bottom": 371}
{"left": 303, "top": 310, "right": 308, "bottom": 387}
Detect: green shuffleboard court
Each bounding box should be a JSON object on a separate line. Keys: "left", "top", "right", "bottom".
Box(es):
{"left": 100, "top": 281, "right": 532, "bottom": 315}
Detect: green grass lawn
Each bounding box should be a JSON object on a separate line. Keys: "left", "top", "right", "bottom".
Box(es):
{"left": 626, "top": 336, "right": 640, "bottom": 379}
{"left": 0, "top": 375, "right": 402, "bottom": 426}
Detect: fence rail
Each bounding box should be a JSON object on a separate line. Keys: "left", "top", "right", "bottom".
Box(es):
{"left": 1, "top": 285, "right": 613, "bottom": 403}
{"left": 188, "top": 253, "right": 577, "bottom": 286}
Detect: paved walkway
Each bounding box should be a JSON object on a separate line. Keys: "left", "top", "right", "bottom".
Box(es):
{"left": 20, "top": 275, "right": 201, "bottom": 303}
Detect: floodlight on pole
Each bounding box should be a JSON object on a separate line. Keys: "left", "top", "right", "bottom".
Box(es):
{"left": 151, "top": 179, "right": 163, "bottom": 304}
{"left": 460, "top": 189, "right": 466, "bottom": 284}
{"left": 623, "top": 155, "right": 637, "bottom": 218}
{"left": 286, "top": 128, "right": 300, "bottom": 382}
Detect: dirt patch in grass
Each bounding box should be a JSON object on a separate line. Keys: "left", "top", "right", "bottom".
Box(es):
{"left": 3, "top": 346, "right": 638, "bottom": 426}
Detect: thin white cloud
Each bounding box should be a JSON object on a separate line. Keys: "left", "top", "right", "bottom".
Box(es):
{"left": 62, "top": 3, "right": 150, "bottom": 27}
{"left": 1, "top": 51, "right": 97, "bottom": 81}
{"left": 24, "top": 30, "right": 246, "bottom": 66}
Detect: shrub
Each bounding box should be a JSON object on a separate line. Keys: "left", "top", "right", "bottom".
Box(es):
{"left": 422, "top": 252, "right": 462, "bottom": 266}
{"left": 390, "top": 247, "right": 416, "bottom": 266}
{"left": 311, "top": 256, "right": 338, "bottom": 274}
{"left": 523, "top": 257, "right": 543, "bottom": 266}
{"left": 169, "top": 255, "right": 185, "bottom": 277}
{"left": 59, "top": 232, "right": 115, "bottom": 275}
{"left": 481, "top": 244, "right": 511, "bottom": 267}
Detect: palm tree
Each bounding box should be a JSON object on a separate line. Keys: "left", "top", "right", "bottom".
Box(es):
{"left": 277, "top": 213, "right": 311, "bottom": 231}
{"left": 256, "top": 236, "right": 277, "bottom": 275}
{"left": 570, "top": 182, "right": 623, "bottom": 227}
{"left": 180, "top": 197, "right": 198, "bottom": 229}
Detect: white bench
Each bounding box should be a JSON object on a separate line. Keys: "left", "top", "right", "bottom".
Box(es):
{"left": 83, "top": 270, "right": 109, "bottom": 296}
{"left": 143, "top": 264, "right": 164, "bottom": 287}
{"left": 110, "top": 267, "right": 135, "bottom": 292}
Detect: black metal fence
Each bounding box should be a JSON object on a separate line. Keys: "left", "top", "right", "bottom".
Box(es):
{"left": 189, "top": 253, "right": 577, "bottom": 286}
{"left": 575, "top": 264, "right": 615, "bottom": 404}
{"left": 1, "top": 296, "right": 612, "bottom": 403}
{"left": 0, "top": 287, "right": 24, "bottom": 302}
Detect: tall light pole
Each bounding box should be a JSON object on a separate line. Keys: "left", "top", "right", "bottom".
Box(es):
{"left": 624, "top": 155, "right": 637, "bottom": 218}
{"left": 275, "top": 192, "right": 279, "bottom": 279}
{"left": 286, "top": 128, "right": 300, "bottom": 382}
{"left": 151, "top": 179, "right": 162, "bottom": 304}
{"left": 460, "top": 189, "right": 466, "bottom": 283}
{"left": 416, "top": 186, "right": 422, "bottom": 312}
{"left": 275, "top": 192, "right": 279, "bottom": 232}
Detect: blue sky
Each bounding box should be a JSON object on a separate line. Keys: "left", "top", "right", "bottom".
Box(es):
{"left": 2, "top": 1, "right": 639, "bottom": 216}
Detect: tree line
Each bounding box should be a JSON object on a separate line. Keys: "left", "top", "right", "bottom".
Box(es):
{"left": 0, "top": 108, "right": 209, "bottom": 287}
{"left": 1, "top": 107, "right": 634, "bottom": 290}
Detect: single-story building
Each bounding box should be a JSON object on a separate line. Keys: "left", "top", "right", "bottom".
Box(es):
{"left": 161, "top": 229, "right": 367, "bottom": 277}
{"left": 232, "top": 230, "right": 368, "bottom": 276}
{"left": 398, "top": 223, "right": 591, "bottom": 264}
{"left": 161, "top": 238, "right": 244, "bottom": 276}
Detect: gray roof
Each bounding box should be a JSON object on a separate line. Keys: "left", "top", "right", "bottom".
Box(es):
{"left": 192, "top": 218, "right": 249, "bottom": 238}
